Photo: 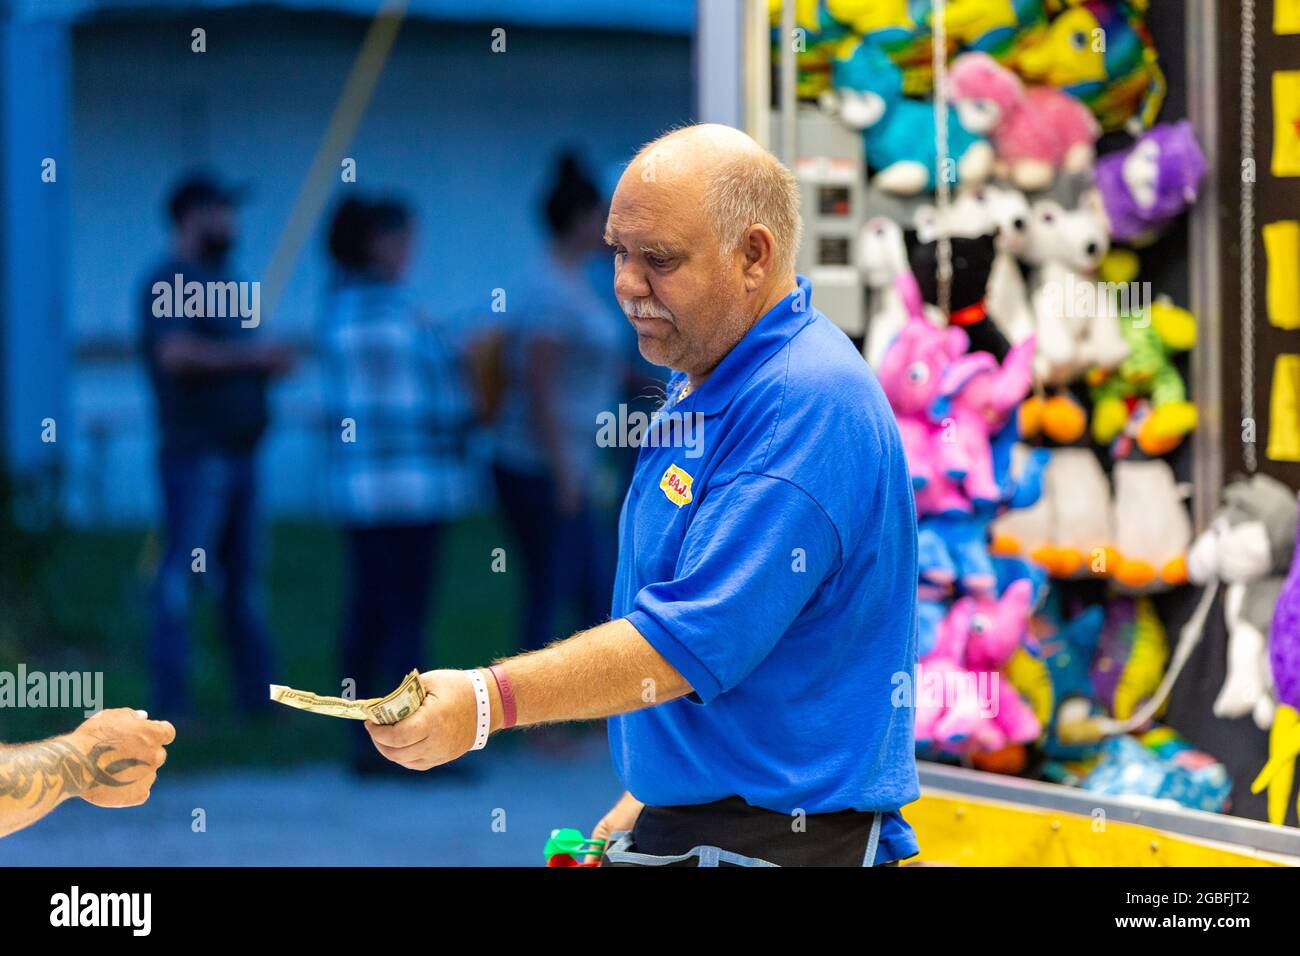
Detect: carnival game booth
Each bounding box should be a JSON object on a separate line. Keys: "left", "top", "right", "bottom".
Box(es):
{"left": 701, "top": 0, "right": 1300, "bottom": 864}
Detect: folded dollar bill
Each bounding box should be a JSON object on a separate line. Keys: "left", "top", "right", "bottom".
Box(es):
{"left": 269, "top": 669, "right": 426, "bottom": 724}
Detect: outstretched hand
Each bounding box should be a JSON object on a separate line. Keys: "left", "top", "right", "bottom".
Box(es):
{"left": 365, "top": 670, "right": 482, "bottom": 771}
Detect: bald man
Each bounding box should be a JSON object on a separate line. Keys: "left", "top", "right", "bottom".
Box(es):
{"left": 367, "top": 124, "right": 920, "bottom": 867}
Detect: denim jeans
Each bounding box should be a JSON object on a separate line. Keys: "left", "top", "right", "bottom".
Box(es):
{"left": 492, "top": 463, "right": 614, "bottom": 653}
{"left": 150, "top": 450, "right": 275, "bottom": 718}
{"left": 339, "top": 522, "right": 442, "bottom": 765}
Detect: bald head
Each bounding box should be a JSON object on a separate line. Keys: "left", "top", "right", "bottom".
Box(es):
{"left": 606, "top": 124, "right": 803, "bottom": 383}
{"left": 626, "top": 124, "right": 803, "bottom": 277}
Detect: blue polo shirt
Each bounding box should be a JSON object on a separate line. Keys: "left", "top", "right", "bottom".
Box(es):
{"left": 608, "top": 276, "right": 920, "bottom": 865}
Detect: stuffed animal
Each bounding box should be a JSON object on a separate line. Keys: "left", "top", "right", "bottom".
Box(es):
{"left": 1094, "top": 119, "right": 1207, "bottom": 245}
{"left": 768, "top": 0, "right": 854, "bottom": 100}
{"left": 991, "top": 423, "right": 1051, "bottom": 514}
{"left": 917, "top": 423, "right": 1049, "bottom": 596}
{"left": 909, "top": 184, "right": 1036, "bottom": 345}
{"left": 1088, "top": 297, "right": 1198, "bottom": 457}
{"left": 1022, "top": 194, "right": 1129, "bottom": 387}
{"left": 1016, "top": 391, "right": 1088, "bottom": 445}
{"left": 974, "top": 186, "right": 1037, "bottom": 345}
{"left": 827, "top": 0, "right": 1051, "bottom": 95}
{"left": 949, "top": 51, "right": 1101, "bottom": 191}
{"left": 1005, "top": 590, "right": 1107, "bottom": 759}
{"left": 929, "top": 335, "right": 1037, "bottom": 506}
{"left": 920, "top": 513, "right": 998, "bottom": 595}
{"left": 1089, "top": 595, "right": 1169, "bottom": 722}
{"left": 1081, "top": 729, "right": 1231, "bottom": 813}
{"left": 1110, "top": 458, "right": 1191, "bottom": 590}
{"left": 914, "top": 578, "right": 1041, "bottom": 753}
{"left": 907, "top": 227, "right": 1012, "bottom": 360}
{"left": 827, "top": 0, "right": 938, "bottom": 95}
{"left": 877, "top": 280, "right": 971, "bottom": 514}
{"left": 858, "top": 215, "right": 944, "bottom": 367}
{"left": 1015, "top": 0, "right": 1166, "bottom": 134}
{"left": 830, "top": 39, "right": 995, "bottom": 194}
{"left": 943, "top": 0, "right": 1047, "bottom": 60}
{"left": 917, "top": 596, "right": 949, "bottom": 658}
{"left": 1187, "top": 474, "right": 1298, "bottom": 729}
{"left": 1252, "top": 494, "right": 1300, "bottom": 826}
{"left": 988, "top": 446, "right": 1113, "bottom": 579}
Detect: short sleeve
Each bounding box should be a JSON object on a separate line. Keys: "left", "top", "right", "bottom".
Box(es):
{"left": 140, "top": 276, "right": 189, "bottom": 349}
{"left": 625, "top": 472, "right": 842, "bottom": 703}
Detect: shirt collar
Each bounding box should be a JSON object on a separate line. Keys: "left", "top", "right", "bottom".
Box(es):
{"left": 669, "top": 275, "right": 817, "bottom": 417}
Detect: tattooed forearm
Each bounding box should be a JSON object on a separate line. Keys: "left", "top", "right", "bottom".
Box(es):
{"left": 0, "top": 739, "right": 146, "bottom": 804}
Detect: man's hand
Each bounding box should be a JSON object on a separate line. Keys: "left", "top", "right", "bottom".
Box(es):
{"left": 366, "top": 670, "right": 480, "bottom": 771}
{"left": 593, "top": 791, "right": 644, "bottom": 845}
{"left": 69, "top": 709, "right": 176, "bottom": 808}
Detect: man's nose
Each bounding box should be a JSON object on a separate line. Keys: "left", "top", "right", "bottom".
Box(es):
{"left": 613, "top": 258, "right": 651, "bottom": 301}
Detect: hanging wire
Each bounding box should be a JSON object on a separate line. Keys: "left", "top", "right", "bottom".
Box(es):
{"left": 931, "top": 0, "right": 953, "bottom": 317}
{"left": 1242, "top": 0, "right": 1257, "bottom": 472}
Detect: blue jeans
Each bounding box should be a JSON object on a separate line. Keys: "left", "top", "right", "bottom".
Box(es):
{"left": 339, "top": 522, "right": 442, "bottom": 765}
{"left": 492, "top": 463, "right": 613, "bottom": 653}
{"left": 151, "top": 451, "right": 276, "bottom": 718}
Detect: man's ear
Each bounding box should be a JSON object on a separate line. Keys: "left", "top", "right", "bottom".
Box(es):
{"left": 740, "top": 224, "right": 779, "bottom": 291}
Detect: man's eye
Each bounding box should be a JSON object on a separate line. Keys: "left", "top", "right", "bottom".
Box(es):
{"left": 647, "top": 255, "right": 670, "bottom": 269}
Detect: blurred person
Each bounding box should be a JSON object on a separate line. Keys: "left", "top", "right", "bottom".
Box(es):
{"left": 140, "top": 174, "right": 294, "bottom": 721}
{"left": 363, "top": 126, "right": 920, "bottom": 867}
{"left": 0, "top": 709, "right": 175, "bottom": 838}
{"left": 320, "top": 196, "right": 476, "bottom": 777}
{"left": 492, "top": 152, "right": 634, "bottom": 656}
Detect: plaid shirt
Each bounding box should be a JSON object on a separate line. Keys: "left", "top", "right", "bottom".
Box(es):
{"left": 320, "top": 279, "right": 476, "bottom": 525}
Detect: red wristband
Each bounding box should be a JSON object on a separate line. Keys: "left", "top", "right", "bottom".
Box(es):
{"left": 488, "top": 664, "right": 517, "bottom": 729}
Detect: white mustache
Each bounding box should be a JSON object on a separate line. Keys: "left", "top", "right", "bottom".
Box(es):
{"left": 621, "top": 298, "right": 674, "bottom": 321}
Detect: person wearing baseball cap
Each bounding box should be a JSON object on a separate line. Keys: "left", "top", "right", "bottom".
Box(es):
{"left": 139, "top": 170, "right": 295, "bottom": 722}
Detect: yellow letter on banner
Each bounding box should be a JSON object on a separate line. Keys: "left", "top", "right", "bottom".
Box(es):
{"left": 1264, "top": 221, "right": 1300, "bottom": 330}
{"left": 1272, "top": 72, "right": 1300, "bottom": 177}
{"left": 1267, "top": 355, "right": 1300, "bottom": 463}
{"left": 1277, "top": 0, "right": 1300, "bottom": 34}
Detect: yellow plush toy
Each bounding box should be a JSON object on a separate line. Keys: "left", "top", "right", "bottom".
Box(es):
{"left": 1015, "top": 0, "right": 1165, "bottom": 133}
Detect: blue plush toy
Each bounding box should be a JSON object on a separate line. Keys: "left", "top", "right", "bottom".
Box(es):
{"left": 1078, "top": 730, "right": 1232, "bottom": 813}
{"left": 917, "top": 421, "right": 1049, "bottom": 595}
{"left": 919, "top": 513, "right": 997, "bottom": 595}
{"left": 830, "top": 39, "right": 995, "bottom": 194}
{"left": 1008, "top": 591, "right": 1107, "bottom": 760}
{"left": 916, "top": 596, "right": 948, "bottom": 659}
{"left": 989, "top": 418, "right": 1049, "bottom": 511}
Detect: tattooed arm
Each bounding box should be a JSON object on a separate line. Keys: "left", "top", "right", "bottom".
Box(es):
{"left": 0, "top": 708, "right": 176, "bottom": 838}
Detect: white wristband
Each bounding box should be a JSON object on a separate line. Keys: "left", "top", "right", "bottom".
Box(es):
{"left": 464, "top": 669, "right": 491, "bottom": 751}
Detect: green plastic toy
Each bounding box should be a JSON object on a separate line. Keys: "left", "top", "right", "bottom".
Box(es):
{"left": 544, "top": 828, "right": 607, "bottom": 867}
{"left": 1088, "top": 297, "right": 1198, "bottom": 457}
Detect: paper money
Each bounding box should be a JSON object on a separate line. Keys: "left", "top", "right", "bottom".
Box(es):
{"left": 268, "top": 669, "right": 426, "bottom": 724}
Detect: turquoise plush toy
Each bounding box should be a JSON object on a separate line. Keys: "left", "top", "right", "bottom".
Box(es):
{"left": 1005, "top": 591, "right": 1106, "bottom": 760}
{"left": 830, "top": 39, "right": 995, "bottom": 194}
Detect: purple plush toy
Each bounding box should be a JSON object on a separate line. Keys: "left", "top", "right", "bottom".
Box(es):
{"left": 1095, "top": 120, "right": 1206, "bottom": 245}
{"left": 1254, "top": 496, "right": 1300, "bottom": 825}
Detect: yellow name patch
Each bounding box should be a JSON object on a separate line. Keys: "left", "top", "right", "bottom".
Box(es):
{"left": 659, "top": 464, "right": 694, "bottom": 507}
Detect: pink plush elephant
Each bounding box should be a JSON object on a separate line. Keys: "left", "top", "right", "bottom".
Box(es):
{"left": 877, "top": 273, "right": 970, "bottom": 514}
{"left": 949, "top": 52, "right": 1100, "bottom": 192}
{"left": 928, "top": 335, "right": 1037, "bottom": 507}
{"left": 914, "top": 579, "right": 1041, "bottom": 753}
